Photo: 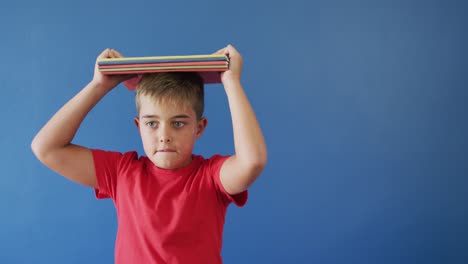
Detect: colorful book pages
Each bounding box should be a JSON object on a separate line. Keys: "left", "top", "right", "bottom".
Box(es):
{"left": 98, "top": 54, "right": 228, "bottom": 65}
{"left": 98, "top": 54, "right": 229, "bottom": 88}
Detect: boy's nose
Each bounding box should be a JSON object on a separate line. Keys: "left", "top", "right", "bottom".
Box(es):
{"left": 158, "top": 125, "right": 172, "bottom": 143}
{"left": 159, "top": 137, "right": 171, "bottom": 143}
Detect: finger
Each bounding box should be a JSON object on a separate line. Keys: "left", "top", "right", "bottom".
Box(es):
{"left": 112, "top": 49, "right": 124, "bottom": 58}
{"left": 213, "top": 47, "right": 227, "bottom": 55}
{"left": 226, "top": 44, "right": 237, "bottom": 53}
{"left": 97, "top": 48, "right": 111, "bottom": 59}
{"left": 109, "top": 49, "right": 119, "bottom": 58}
{"left": 109, "top": 49, "right": 120, "bottom": 58}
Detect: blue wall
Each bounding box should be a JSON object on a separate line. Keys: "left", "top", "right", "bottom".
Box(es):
{"left": 1, "top": 0, "right": 467, "bottom": 263}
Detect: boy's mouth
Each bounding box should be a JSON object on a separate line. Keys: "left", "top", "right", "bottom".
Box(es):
{"left": 157, "top": 149, "right": 176, "bottom": 153}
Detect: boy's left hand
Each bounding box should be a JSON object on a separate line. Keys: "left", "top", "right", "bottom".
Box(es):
{"left": 214, "top": 45, "right": 243, "bottom": 85}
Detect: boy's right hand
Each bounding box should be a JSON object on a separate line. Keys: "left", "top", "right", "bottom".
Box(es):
{"left": 91, "top": 48, "right": 135, "bottom": 91}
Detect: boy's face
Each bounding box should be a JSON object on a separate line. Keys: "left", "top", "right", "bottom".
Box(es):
{"left": 134, "top": 95, "right": 207, "bottom": 170}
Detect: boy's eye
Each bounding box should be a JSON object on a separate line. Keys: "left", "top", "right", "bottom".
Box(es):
{"left": 146, "top": 121, "right": 158, "bottom": 128}
{"left": 173, "top": 121, "right": 185, "bottom": 128}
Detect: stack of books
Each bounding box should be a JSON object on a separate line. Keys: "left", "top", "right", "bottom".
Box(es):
{"left": 98, "top": 54, "right": 229, "bottom": 86}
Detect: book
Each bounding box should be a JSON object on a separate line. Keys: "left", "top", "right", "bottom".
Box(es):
{"left": 98, "top": 54, "right": 228, "bottom": 65}
{"left": 97, "top": 54, "right": 229, "bottom": 88}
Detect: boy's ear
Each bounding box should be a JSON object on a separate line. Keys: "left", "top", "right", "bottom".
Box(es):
{"left": 134, "top": 117, "right": 140, "bottom": 130}
{"left": 196, "top": 117, "right": 208, "bottom": 138}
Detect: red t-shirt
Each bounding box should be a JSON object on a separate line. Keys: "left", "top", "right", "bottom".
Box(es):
{"left": 92, "top": 149, "right": 248, "bottom": 264}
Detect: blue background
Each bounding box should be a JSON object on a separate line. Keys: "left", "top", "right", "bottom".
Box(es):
{"left": 1, "top": 0, "right": 467, "bottom": 263}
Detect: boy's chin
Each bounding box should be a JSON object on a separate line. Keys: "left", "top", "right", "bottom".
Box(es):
{"left": 152, "top": 159, "right": 177, "bottom": 170}
{"left": 151, "top": 156, "right": 191, "bottom": 170}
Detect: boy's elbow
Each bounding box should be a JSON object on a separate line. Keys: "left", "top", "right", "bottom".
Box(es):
{"left": 259, "top": 147, "right": 268, "bottom": 168}
{"left": 247, "top": 151, "right": 267, "bottom": 177}
{"left": 31, "top": 139, "right": 44, "bottom": 162}
{"left": 243, "top": 155, "right": 267, "bottom": 189}
{"left": 255, "top": 152, "right": 268, "bottom": 170}
{"left": 31, "top": 137, "right": 41, "bottom": 157}
{"left": 31, "top": 137, "right": 49, "bottom": 162}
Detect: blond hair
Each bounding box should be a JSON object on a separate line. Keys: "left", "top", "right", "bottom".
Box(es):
{"left": 135, "top": 72, "right": 204, "bottom": 119}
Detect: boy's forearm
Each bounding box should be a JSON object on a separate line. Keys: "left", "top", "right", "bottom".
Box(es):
{"left": 31, "top": 81, "right": 110, "bottom": 157}
{"left": 224, "top": 80, "right": 267, "bottom": 171}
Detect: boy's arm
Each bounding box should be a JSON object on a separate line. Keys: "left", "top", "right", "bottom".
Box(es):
{"left": 31, "top": 49, "right": 132, "bottom": 187}
{"left": 216, "top": 45, "right": 268, "bottom": 195}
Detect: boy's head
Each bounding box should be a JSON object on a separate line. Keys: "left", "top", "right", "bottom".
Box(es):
{"left": 134, "top": 72, "right": 208, "bottom": 170}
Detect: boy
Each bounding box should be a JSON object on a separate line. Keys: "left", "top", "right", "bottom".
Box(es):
{"left": 31, "top": 45, "right": 267, "bottom": 263}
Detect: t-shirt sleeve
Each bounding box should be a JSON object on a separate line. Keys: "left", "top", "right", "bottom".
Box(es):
{"left": 91, "top": 149, "right": 138, "bottom": 200}
{"left": 208, "top": 155, "right": 248, "bottom": 207}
